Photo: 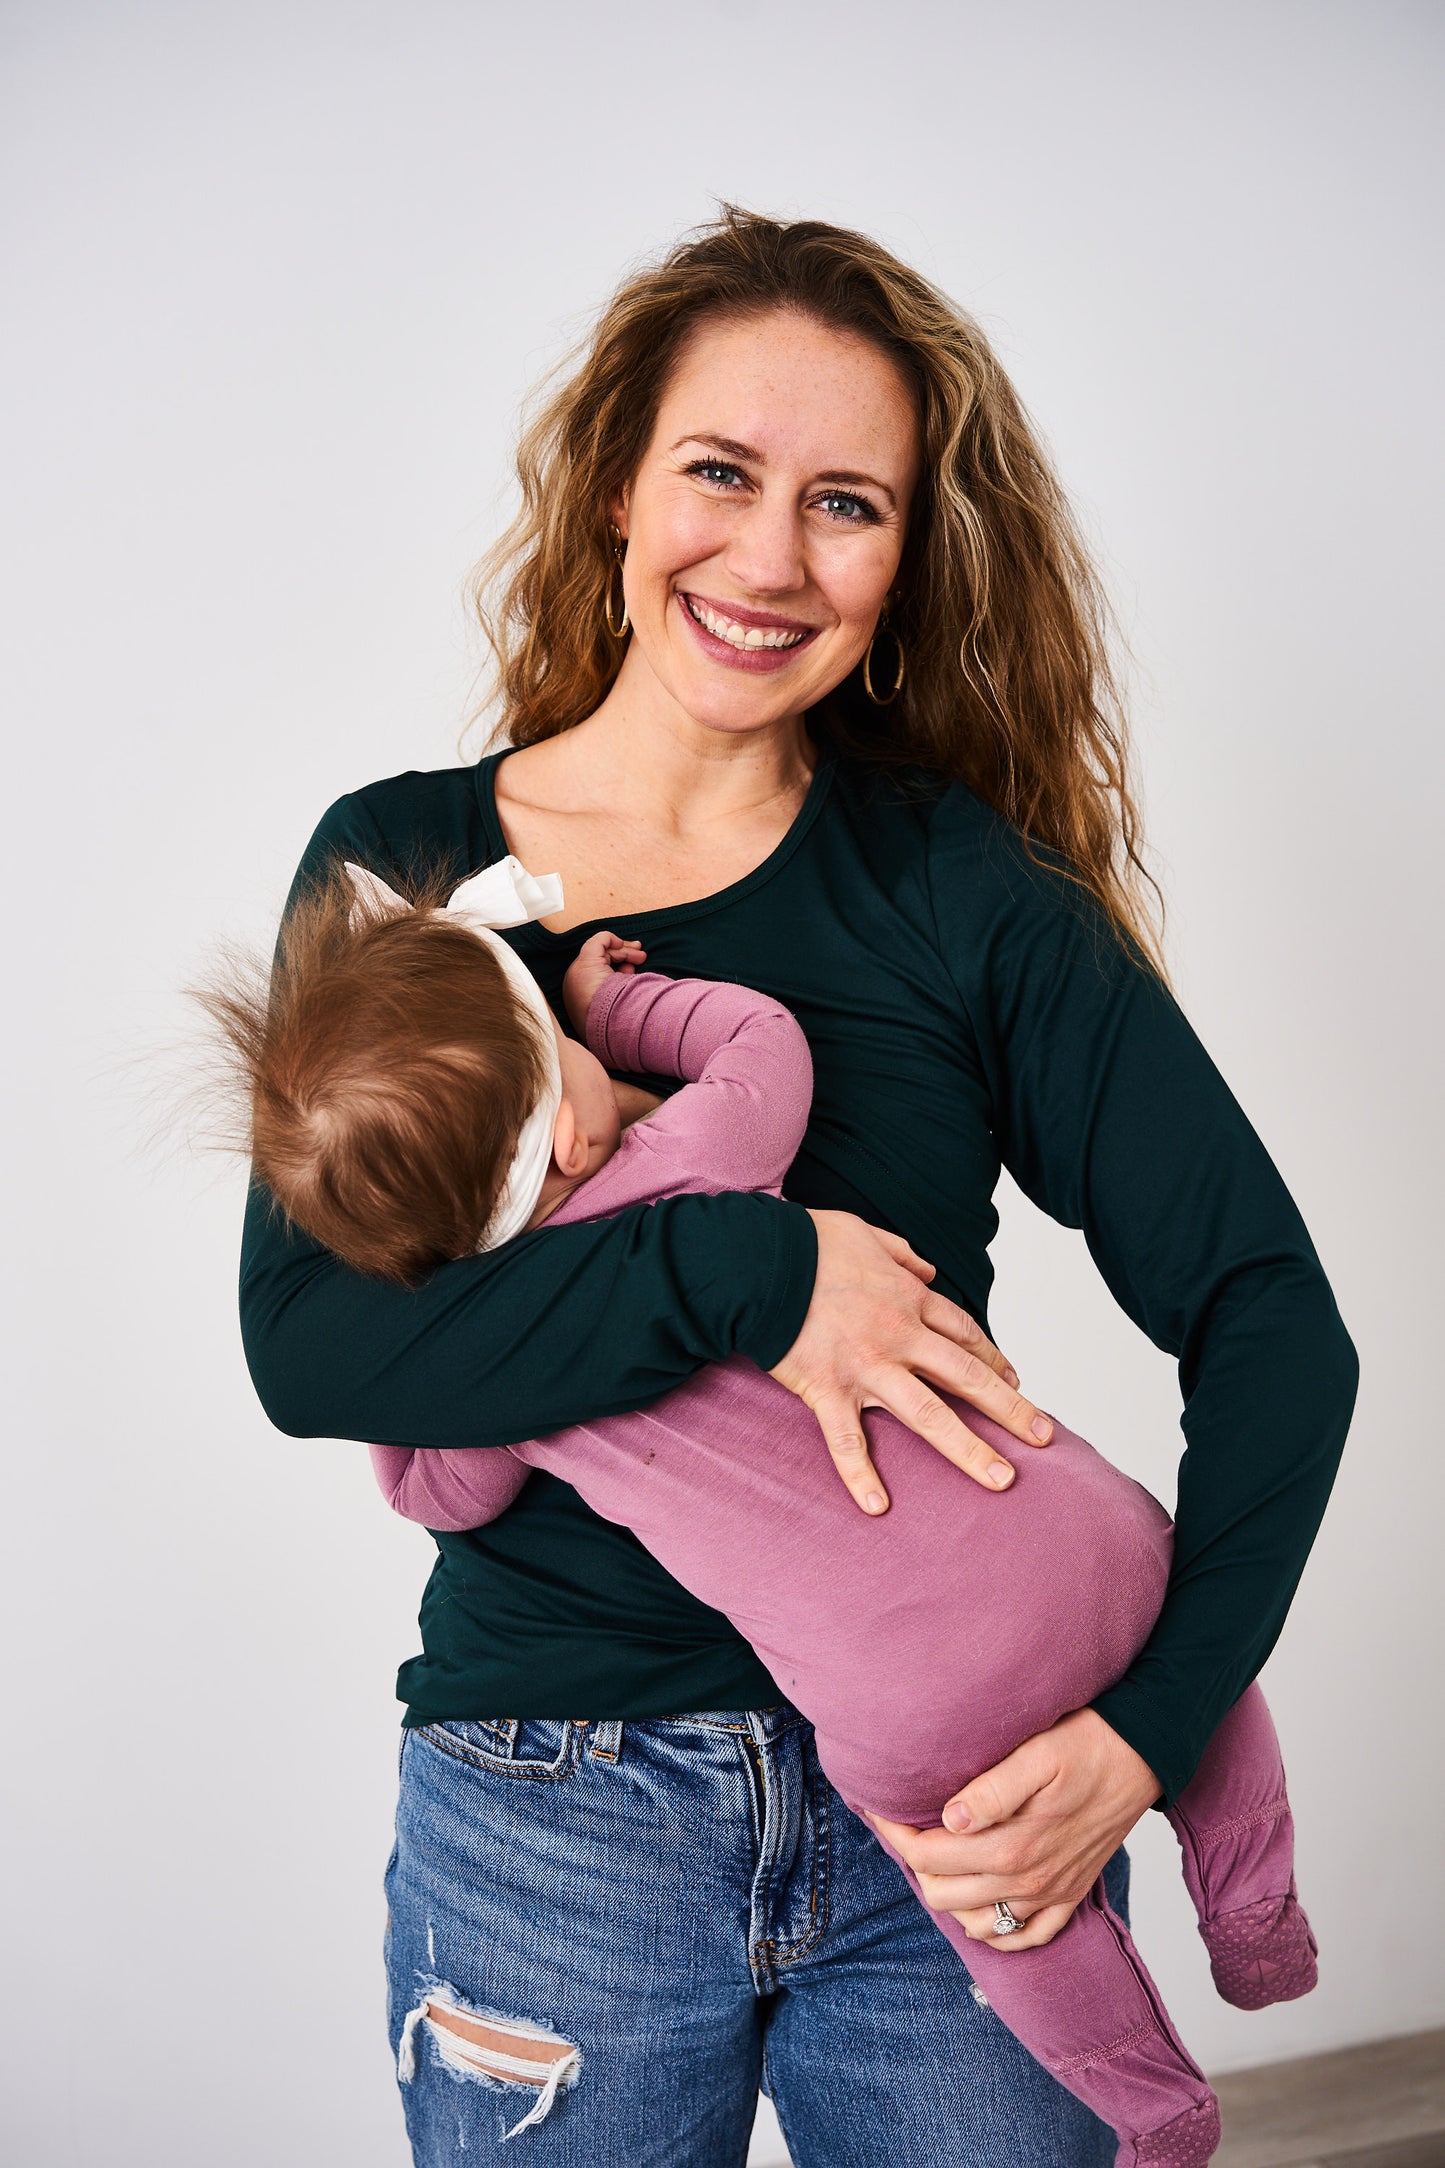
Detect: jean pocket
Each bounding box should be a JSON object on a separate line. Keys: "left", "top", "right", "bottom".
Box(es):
{"left": 418, "top": 1717, "right": 582, "bottom": 1780}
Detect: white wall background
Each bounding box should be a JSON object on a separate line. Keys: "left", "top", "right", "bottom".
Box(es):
{"left": 3, "top": 4, "right": 1441, "bottom": 2163}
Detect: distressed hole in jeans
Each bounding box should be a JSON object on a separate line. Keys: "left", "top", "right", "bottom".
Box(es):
{"left": 398, "top": 1981, "right": 581, "bottom": 2140}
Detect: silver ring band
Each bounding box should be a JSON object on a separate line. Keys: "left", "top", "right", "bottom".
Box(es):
{"left": 993, "top": 1900, "right": 1025, "bottom": 1936}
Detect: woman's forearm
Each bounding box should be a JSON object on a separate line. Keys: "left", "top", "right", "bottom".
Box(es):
{"left": 240, "top": 1178, "right": 817, "bottom": 1450}
{"left": 1091, "top": 1257, "right": 1357, "bottom": 1802}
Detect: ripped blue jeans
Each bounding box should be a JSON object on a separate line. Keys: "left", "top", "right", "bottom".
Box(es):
{"left": 384, "top": 1705, "right": 1129, "bottom": 2166}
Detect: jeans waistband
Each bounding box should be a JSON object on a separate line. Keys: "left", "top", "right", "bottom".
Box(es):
{"left": 583, "top": 1702, "right": 807, "bottom": 1762}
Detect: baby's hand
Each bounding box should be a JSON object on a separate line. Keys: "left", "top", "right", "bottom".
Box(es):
{"left": 562, "top": 931, "right": 647, "bottom": 1034}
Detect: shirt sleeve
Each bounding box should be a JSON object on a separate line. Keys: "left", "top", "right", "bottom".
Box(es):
{"left": 367, "top": 1440, "right": 531, "bottom": 1531}
{"left": 238, "top": 794, "right": 819, "bottom": 1453}
{"left": 929, "top": 795, "right": 1359, "bottom": 1806}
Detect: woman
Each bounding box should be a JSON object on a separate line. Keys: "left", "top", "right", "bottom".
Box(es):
{"left": 240, "top": 208, "right": 1357, "bottom": 2165}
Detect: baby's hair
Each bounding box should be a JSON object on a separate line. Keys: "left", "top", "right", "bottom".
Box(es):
{"left": 191, "top": 862, "right": 553, "bottom": 1284}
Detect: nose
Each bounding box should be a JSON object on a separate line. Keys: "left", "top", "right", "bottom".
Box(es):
{"left": 722, "top": 492, "right": 807, "bottom": 599}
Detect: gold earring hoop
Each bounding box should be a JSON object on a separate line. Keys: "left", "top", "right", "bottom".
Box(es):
{"left": 862, "top": 608, "right": 905, "bottom": 706}
{"left": 604, "top": 523, "right": 630, "bottom": 640}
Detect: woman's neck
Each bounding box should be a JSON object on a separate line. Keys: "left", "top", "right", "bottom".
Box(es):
{"left": 524, "top": 705, "right": 817, "bottom": 836}
{"left": 489, "top": 704, "right": 819, "bottom": 936}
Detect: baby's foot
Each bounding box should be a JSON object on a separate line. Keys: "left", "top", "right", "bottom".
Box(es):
{"left": 1200, "top": 1876, "right": 1318, "bottom": 2010}
{"left": 1117, "top": 2094, "right": 1222, "bottom": 2166}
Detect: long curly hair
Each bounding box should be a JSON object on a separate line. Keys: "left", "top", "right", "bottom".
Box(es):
{"left": 468, "top": 204, "right": 1165, "bottom": 974}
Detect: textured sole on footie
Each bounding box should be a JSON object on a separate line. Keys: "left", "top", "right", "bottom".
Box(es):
{"left": 1118, "top": 2096, "right": 1222, "bottom": 2167}
{"left": 1201, "top": 1881, "right": 1319, "bottom": 2011}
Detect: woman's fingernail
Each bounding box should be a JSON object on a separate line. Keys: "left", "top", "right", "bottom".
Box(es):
{"left": 988, "top": 1463, "right": 1013, "bottom": 1488}
{"left": 1031, "top": 1416, "right": 1052, "bottom": 1441}
{"left": 866, "top": 1491, "right": 887, "bottom": 1513}
{"left": 1004, "top": 1366, "right": 1019, "bottom": 1388}
{"left": 943, "top": 1802, "right": 971, "bottom": 1832}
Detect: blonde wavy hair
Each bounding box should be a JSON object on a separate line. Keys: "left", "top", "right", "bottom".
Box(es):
{"left": 469, "top": 204, "right": 1165, "bottom": 975}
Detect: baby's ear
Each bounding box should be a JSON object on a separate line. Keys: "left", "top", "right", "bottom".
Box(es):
{"left": 551, "top": 1096, "right": 588, "bottom": 1180}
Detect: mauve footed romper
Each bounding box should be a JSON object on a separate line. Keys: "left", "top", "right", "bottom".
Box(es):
{"left": 371, "top": 970, "right": 1319, "bottom": 2168}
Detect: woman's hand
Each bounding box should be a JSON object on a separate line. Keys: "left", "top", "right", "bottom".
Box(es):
{"left": 767, "top": 1208, "right": 1056, "bottom": 1509}
{"left": 867, "top": 1710, "right": 1163, "bottom": 1950}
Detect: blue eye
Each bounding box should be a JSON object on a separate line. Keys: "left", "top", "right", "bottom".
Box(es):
{"left": 683, "top": 458, "right": 879, "bottom": 526}
{"left": 816, "top": 489, "right": 878, "bottom": 525}
{"left": 686, "top": 459, "right": 745, "bottom": 488}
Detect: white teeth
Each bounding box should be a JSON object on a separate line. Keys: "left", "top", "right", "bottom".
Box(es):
{"left": 686, "top": 596, "right": 807, "bottom": 651}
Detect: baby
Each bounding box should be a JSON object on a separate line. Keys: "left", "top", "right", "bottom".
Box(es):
{"left": 217, "top": 851, "right": 1320, "bottom": 2168}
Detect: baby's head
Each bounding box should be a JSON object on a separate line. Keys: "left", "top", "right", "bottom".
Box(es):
{"left": 198, "top": 862, "right": 621, "bottom": 1284}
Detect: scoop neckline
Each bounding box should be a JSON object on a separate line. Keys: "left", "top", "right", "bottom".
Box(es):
{"left": 473, "top": 731, "right": 838, "bottom": 947}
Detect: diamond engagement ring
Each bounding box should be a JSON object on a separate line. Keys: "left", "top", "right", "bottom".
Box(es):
{"left": 993, "top": 1901, "right": 1025, "bottom": 1936}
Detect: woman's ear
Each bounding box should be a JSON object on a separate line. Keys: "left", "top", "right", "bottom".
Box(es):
{"left": 608, "top": 483, "right": 629, "bottom": 542}
{"left": 551, "top": 1096, "right": 589, "bottom": 1180}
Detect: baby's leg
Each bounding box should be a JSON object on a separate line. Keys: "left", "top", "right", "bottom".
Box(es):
{"left": 1166, "top": 1682, "right": 1318, "bottom": 2010}
{"left": 860, "top": 1808, "right": 1221, "bottom": 2168}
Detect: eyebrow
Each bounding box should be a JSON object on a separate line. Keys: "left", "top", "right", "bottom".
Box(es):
{"left": 669, "top": 433, "right": 897, "bottom": 510}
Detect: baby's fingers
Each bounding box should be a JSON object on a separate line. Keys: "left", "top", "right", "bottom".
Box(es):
{"left": 583, "top": 931, "right": 646, "bottom": 959}
{"left": 606, "top": 936, "right": 646, "bottom": 971}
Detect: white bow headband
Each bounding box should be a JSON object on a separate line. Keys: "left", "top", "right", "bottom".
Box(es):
{"left": 343, "top": 855, "right": 566, "bottom": 1251}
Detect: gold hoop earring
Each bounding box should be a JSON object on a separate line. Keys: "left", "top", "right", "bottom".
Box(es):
{"left": 604, "top": 522, "right": 630, "bottom": 640}
{"left": 862, "top": 610, "right": 905, "bottom": 705}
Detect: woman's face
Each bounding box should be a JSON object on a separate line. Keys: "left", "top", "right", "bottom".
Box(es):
{"left": 612, "top": 308, "right": 921, "bottom": 738}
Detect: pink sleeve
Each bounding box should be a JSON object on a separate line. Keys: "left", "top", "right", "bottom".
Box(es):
{"left": 368, "top": 1439, "right": 529, "bottom": 1532}
{"left": 546, "top": 970, "right": 814, "bottom": 1226}
{"left": 369, "top": 970, "right": 814, "bottom": 1532}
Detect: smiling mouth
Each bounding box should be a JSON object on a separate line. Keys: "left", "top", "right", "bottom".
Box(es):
{"left": 681, "top": 593, "right": 817, "bottom": 652}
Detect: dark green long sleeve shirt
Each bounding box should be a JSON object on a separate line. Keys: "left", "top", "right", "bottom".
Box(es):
{"left": 239, "top": 731, "right": 1358, "bottom": 1806}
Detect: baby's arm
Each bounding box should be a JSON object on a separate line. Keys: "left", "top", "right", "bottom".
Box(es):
{"left": 374, "top": 964, "right": 814, "bottom": 1533}
{"left": 556, "top": 967, "right": 815, "bottom": 1217}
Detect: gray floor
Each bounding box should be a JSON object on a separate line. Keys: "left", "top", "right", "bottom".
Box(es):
{"left": 746, "top": 2027, "right": 1445, "bottom": 2166}
{"left": 1214, "top": 2029, "right": 1445, "bottom": 2168}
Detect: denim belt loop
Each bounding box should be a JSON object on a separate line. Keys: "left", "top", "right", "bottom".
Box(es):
{"left": 747, "top": 1704, "right": 790, "bottom": 1746}
{"left": 587, "top": 1719, "right": 623, "bottom": 1762}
